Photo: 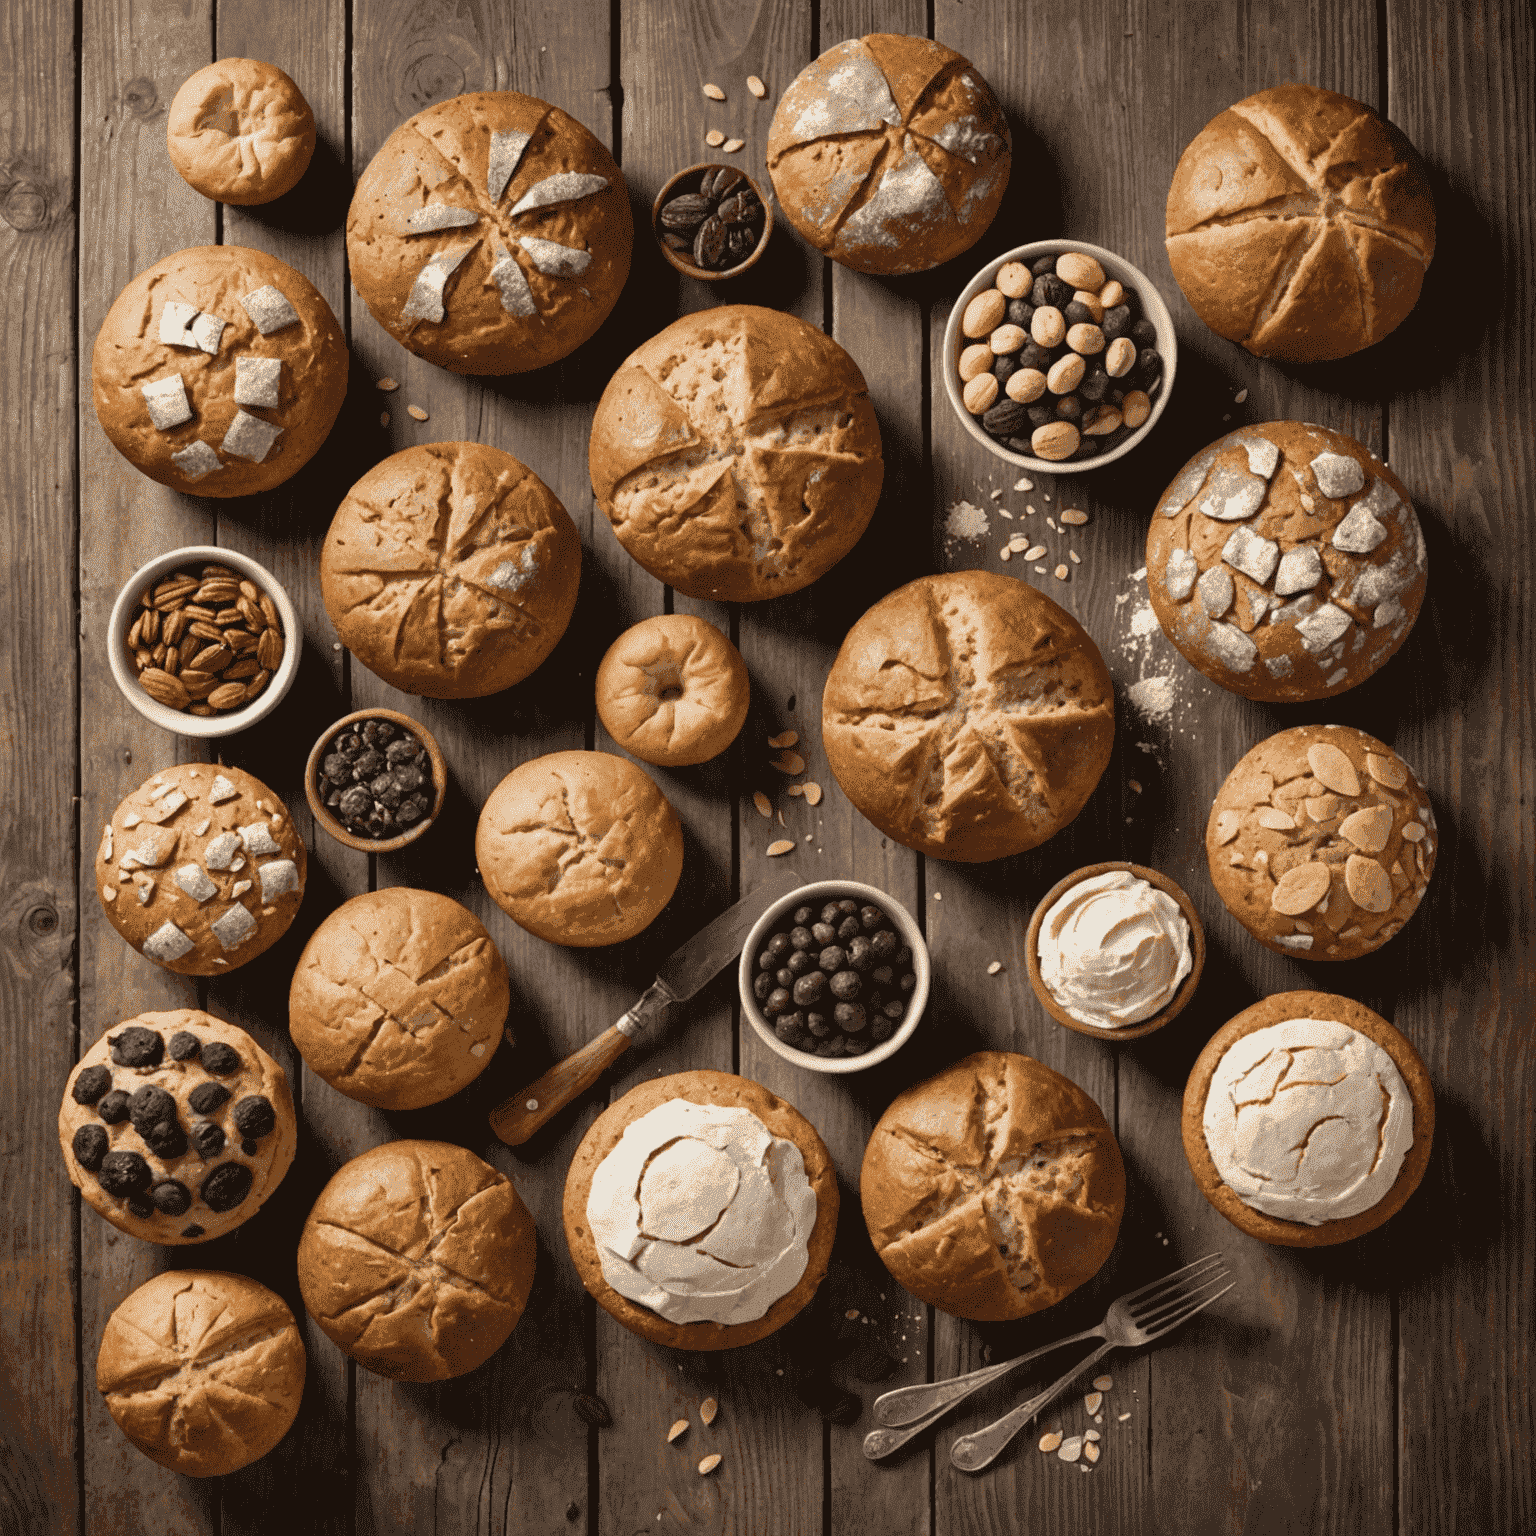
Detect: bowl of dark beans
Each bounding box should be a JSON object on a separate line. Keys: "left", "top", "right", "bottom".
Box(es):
{"left": 739, "top": 879, "right": 930, "bottom": 1074}
{"left": 304, "top": 708, "right": 447, "bottom": 854}
{"left": 943, "top": 239, "right": 1178, "bottom": 473}
{"left": 653, "top": 162, "right": 774, "bottom": 280}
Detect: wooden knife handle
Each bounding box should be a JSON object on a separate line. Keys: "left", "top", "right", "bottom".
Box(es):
{"left": 489, "top": 1023, "right": 633, "bottom": 1146}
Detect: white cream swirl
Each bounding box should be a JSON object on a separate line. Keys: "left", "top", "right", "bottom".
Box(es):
{"left": 1202, "top": 1018, "right": 1414, "bottom": 1225}
{"left": 587, "top": 1099, "right": 817, "bottom": 1326}
{"left": 1037, "top": 870, "right": 1193, "bottom": 1028}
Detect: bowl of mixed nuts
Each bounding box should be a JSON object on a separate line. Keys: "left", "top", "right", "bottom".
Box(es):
{"left": 653, "top": 162, "right": 774, "bottom": 280}
{"left": 305, "top": 707, "right": 447, "bottom": 853}
{"left": 942, "top": 238, "right": 1178, "bottom": 474}
{"left": 107, "top": 545, "right": 301, "bottom": 738}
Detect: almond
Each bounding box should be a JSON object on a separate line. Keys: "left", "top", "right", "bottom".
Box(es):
{"left": 802, "top": 782, "right": 822, "bottom": 806}
{"left": 753, "top": 791, "right": 772, "bottom": 818}
{"left": 208, "top": 683, "right": 248, "bottom": 711}
{"left": 697, "top": 1454, "right": 722, "bottom": 1476}
{"left": 746, "top": 75, "right": 766, "bottom": 98}
{"left": 190, "top": 643, "right": 233, "bottom": 673}
{"left": 700, "top": 1397, "right": 718, "bottom": 1426}
{"left": 1306, "top": 741, "right": 1361, "bottom": 797}
{"left": 1365, "top": 751, "right": 1407, "bottom": 789}
{"left": 766, "top": 840, "right": 794, "bottom": 857}
{"left": 702, "top": 82, "right": 725, "bottom": 100}
{"left": 246, "top": 669, "right": 271, "bottom": 699}
{"left": 257, "top": 628, "right": 283, "bottom": 670}
{"left": 226, "top": 628, "right": 258, "bottom": 654}
{"left": 1339, "top": 804, "right": 1392, "bottom": 854}
{"left": 767, "top": 730, "right": 798, "bottom": 749}
{"left": 667, "top": 1419, "right": 689, "bottom": 1443}
{"left": 1271, "top": 861, "right": 1331, "bottom": 915}
{"left": 224, "top": 657, "right": 260, "bottom": 680}
{"left": 139, "top": 669, "right": 189, "bottom": 709}
{"left": 771, "top": 751, "right": 805, "bottom": 775}
{"left": 1344, "top": 853, "right": 1392, "bottom": 913}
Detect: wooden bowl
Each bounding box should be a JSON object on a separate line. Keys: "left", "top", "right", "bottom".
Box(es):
{"left": 1025, "top": 861, "right": 1205, "bottom": 1040}
{"left": 652, "top": 162, "right": 774, "bottom": 281}
{"left": 305, "top": 708, "right": 447, "bottom": 854}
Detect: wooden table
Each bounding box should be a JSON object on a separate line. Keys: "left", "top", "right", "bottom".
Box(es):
{"left": 4, "top": 1, "right": 1532, "bottom": 1531}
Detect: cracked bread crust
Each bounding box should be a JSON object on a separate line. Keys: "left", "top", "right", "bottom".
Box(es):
{"left": 562, "top": 1071, "right": 838, "bottom": 1350}
{"left": 288, "top": 888, "right": 509, "bottom": 1110}
{"left": 321, "top": 442, "right": 581, "bottom": 699}
{"left": 1181, "top": 991, "right": 1435, "bottom": 1247}
{"left": 861, "top": 1051, "right": 1124, "bottom": 1321}
{"left": 98, "top": 1269, "right": 305, "bottom": 1476}
{"left": 1165, "top": 84, "right": 1435, "bottom": 361}
{"left": 476, "top": 750, "right": 684, "bottom": 947}
{"left": 822, "top": 571, "right": 1115, "bottom": 862}
{"left": 588, "top": 305, "right": 883, "bottom": 602}
{"left": 297, "top": 1139, "right": 535, "bottom": 1381}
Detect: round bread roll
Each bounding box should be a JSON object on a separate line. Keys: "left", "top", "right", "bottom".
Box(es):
{"left": 1207, "top": 724, "right": 1436, "bottom": 962}
{"left": 347, "top": 90, "right": 632, "bottom": 374}
{"left": 1166, "top": 84, "right": 1435, "bottom": 361}
{"left": 59, "top": 1010, "right": 296, "bottom": 1244}
{"left": 1146, "top": 422, "right": 1427, "bottom": 702}
{"left": 596, "top": 614, "right": 749, "bottom": 766}
{"left": 288, "top": 888, "right": 509, "bottom": 1109}
{"left": 321, "top": 442, "right": 581, "bottom": 698}
{"left": 92, "top": 244, "right": 347, "bottom": 496}
{"left": 823, "top": 571, "right": 1115, "bottom": 861}
{"left": 562, "top": 1070, "right": 838, "bottom": 1350}
{"left": 98, "top": 1270, "right": 305, "bottom": 1476}
{"left": 861, "top": 1051, "right": 1125, "bottom": 1321}
{"left": 589, "top": 305, "right": 883, "bottom": 602}
{"left": 166, "top": 58, "right": 316, "bottom": 205}
{"left": 1182, "top": 991, "right": 1434, "bottom": 1246}
{"left": 95, "top": 763, "right": 306, "bottom": 976}
{"left": 477, "top": 751, "right": 684, "bottom": 946}
{"left": 767, "top": 34, "right": 1010, "bottom": 275}
{"left": 297, "top": 1140, "right": 535, "bottom": 1381}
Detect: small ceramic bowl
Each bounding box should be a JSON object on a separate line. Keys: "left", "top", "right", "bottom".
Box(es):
{"left": 304, "top": 707, "right": 448, "bottom": 854}
{"left": 942, "top": 238, "right": 1179, "bottom": 475}
{"left": 653, "top": 162, "right": 775, "bottom": 281}
{"left": 740, "top": 879, "right": 930, "bottom": 1074}
{"left": 108, "top": 545, "right": 301, "bottom": 739}
{"left": 1025, "top": 861, "right": 1206, "bottom": 1041}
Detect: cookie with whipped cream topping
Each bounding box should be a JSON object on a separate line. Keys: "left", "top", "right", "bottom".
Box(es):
{"left": 1146, "top": 422, "right": 1426, "bottom": 701}
{"left": 563, "top": 1071, "right": 838, "bottom": 1349}
{"left": 1182, "top": 991, "right": 1434, "bottom": 1246}
{"left": 95, "top": 763, "right": 306, "bottom": 975}
{"left": 1208, "top": 725, "right": 1435, "bottom": 961}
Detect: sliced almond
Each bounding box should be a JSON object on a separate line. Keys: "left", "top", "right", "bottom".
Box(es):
{"left": 376, "top": 377, "right": 399, "bottom": 391}
{"left": 1057, "top": 1435, "right": 1083, "bottom": 1463}
{"left": 722, "top": 138, "right": 745, "bottom": 153}
{"left": 785, "top": 784, "right": 805, "bottom": 798}
{"left": 1038, "top": 1431, "right": 1062, "bottom": 1452}
{"left": 1345, "top": 854, "right": 1393, "bottom": 913}
{"left": 667, "top": 1419, "right": 689, "bottom": 1443}
{"left": 700, "top": 1396, "right": 718, "bottom": 1426}
{"left": 407, "top": 404, "right": 429, "bottom": 422}
{"left": 1402, "top": 822, "right": 1426, "bottom": 843}
{"left": 1256, "top": 808, "right": 1295, "bottom": 831}
{"left": 697, "top": 1454, "right": 722, "bottom": 1476}
{"left": 1271, "top": 861, "right": 1331, "bottom": 915}
{"left": 1339, "top": 804, "right": 1392, "bottom": 854}
{"left": 987, "top": 961, "right": 1002, "bottom": 975}
{"left": 747, "top": 75, "right": 767, "bottom": 98}
{"left": 1091, "top": 1375, "right": 1112, "bottom": 1391}
{"left": 705, "top": 128, "right": 725, "bottom": 147}
{"left": 766, "top": 839, "right": 795, "bottom": 857}
{"left": 1306, "top": 741, "right": 1361, "bottom": 797}
{"left": 1085, "top": 1430, "right": 1102, "bottom": 1442}
{"left": 802, "top": 782, "right": 822, "bottom": 806}
{"left": 771, "top": 751, "right": 805, "bottom": 775}
{"left": 1084, "top": 1391, "right": 1103, "bottom": 1415}
{"left": 1060, "top": 508, "right": 1089, "bottom": 525}
{"left": 767, "top": 730, "right": 798, "bottom": 749}
{"left": 753, "top": 791, "right": 772, "bottom": 818}
{"left": 1365, "top": 750, "right": 1408, "bottom": 790}
{"left": 1023, "top": 543, "right": 1046, "bottom": 561}
{"left": 1084, "top": 1441, "right": 1101, "bottom": 1464}
{"left": 1212, "top": 809, "right": 1241, "bottom": 846}
{"left": 1303, "top": 794, "right": 1339, "bottom": 824}
{"left": 702, "top": 83, "right": 726, "bottom": 100}
{"left": 1054, "top": 564, "right": 1069, "bottom": 580}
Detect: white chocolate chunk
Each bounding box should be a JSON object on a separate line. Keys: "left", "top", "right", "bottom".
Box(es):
{"left": 204, "top": 831, "right": 242, "bottom": 870}
{"left": 173, "top": 864, "right": 218, "bottom": 902}
{"left": 518, "top": 236, "right": 592, "bottom": 279}
{"left": 257, "top": 859, "right": 300, "bottom": 903}
{"left": 191, "top": 816, "right": 211, "bottom": 836}
{"left": 171, "top": 440, "right": 221, "bottom": 480}
{"left": 239, "top": 821, "right": 281, "bottom": 856}
{"left": 121, "top": 811, "right": 141, "bottom": 828}
{"left": 1161, "top": 449, "right": 1218, "bottom": 517}
{"left": 102, "top": 887, "right": 116, "bottom": 903}
{"left": 159, "top": 301, "right": 226, "bottom": 354}
{"left": 142, "top": 374, "right": 193, "bottom": 430}
{"left": 487, "top": 129, "right": 532, "bottom": 201}
{"left": 1325, "top": 666, "right": 1350, "bottom": 686}
{"left": 142, "top": 921, "right": 195, "bottom": 962}
{"left": 240, "top": 285, "right": 300, "bottom": 335}
{"left": 406, "top": 203, "right": 479, "bottom": 232}
{"left": 1332, "top": 502, "right": 1389, "bottom": 554}
{"left": 1374, "top": 598, "right": 1405, "bottom": 629}
{"left": 210, "top": 903, "right": 258, "bottom": 950}
{"left": 100, "top": 825, "right": 113, "bottom": 861}
{"left": 1310, "top": 452, "right": 1365, "bottom": 499}
{"left": 510, "top": 172, "right": 610, "bottom": 215}
{"left": 1275, "top": 933, "right": 1314, "bottom": 950}
{"left": 231, "top": 879, "right": 253, "bottom": 898}
{"left": 1204, "top": 622, "right": 1259, "bottom": 673}
{"left": 1198, "top": 565, "right": 1234, "bottom": 617}
{"left": 1213, "top": 809, "right": 1241, "bottom": 845}
{"left": 490, "top": 243, "right": 537, "bottom": 317}
{"left": 121, "top": 831, "right": 172, "bottom": 868}
{"left": 1295, "top": 603, "right": 1352, "bottom": 654}
{"left": 1164, "top": 547, "right": 1198, "bottom": 600}
{"left": 1243, "top": 437, "right": 1280, "bottom": 479}
{"left": 1274, "top": 545, "right": 1323, "bottom": 596}
{"left": 1198, "top": 464, "right": 1267, "bottom": 522}
{"left": 208, "top": 774, "right": 239, "bottom": 803}
{"left": 1307, "top": 741, "right": 1361, "bottom": 796}
{"left": 230, "top": 855, "right": 245, "bottom": 872}
{"left": 1402, "top": 822, "right": 1425, "bottom": 843}
{"left": 1265, "top": 654, "right": 1294, "bottom": 679}
{"left": 221, "top": 410, "right": 283, "bottom": 463}
{"left": 401, "top": 242, "right": 476, "bottom": 323}
{"left": 1221, "top": 525, "right": 1281, "bottom": 585}
{"left": 134, "top": 877, "right": 155, "bottom": 905}
{"left": 233, "top": 355, "right": 282, "bottom": 409}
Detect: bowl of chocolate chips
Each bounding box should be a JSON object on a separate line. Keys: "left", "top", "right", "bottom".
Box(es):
{"left": 739, "top": 880, "right": 929, "bottom": 1074}
{"left": 305, "top": 708, "right": 446, "bottom": 853}
{"left": 653, "top": 162, "right": 774, "bottom": 280}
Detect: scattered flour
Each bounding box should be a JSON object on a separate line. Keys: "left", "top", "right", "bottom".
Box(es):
{"left": 1127, "top": 675, "right": 1176, "bottom": 724}
{"left": 946, "top": 499, "right": 990, "bottom": 541}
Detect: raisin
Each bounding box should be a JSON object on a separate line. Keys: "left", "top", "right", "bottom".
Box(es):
{"left": 97, "top": 1091, "right": 130, "bottom": 1125}
{"left": 98, "top": 1150, "right": 152, "bottom": 1197}
{"left": 167, "top": 1031, "right": 201, "bottom": 1061}
{"left": 73, "top": 1124, "right": 109, "bottom": 1172}
{"left": 201, "top": 1162, "right": 253, "bottom": 1212}
{"left": 190, "top": 1121, "right": 226, "bottom": 1160}
{"left": 151, "top": 1180, "right": 192, "bottom": 1216}
{"left": 108, "top": 1026, "right": 163, "bottom": 1069}
{"left": 72, "top": 1065, "right": 112, "bottom": 1105}
{"left": 232, "top": 1095, "right": 276, "bottom": 1140}
{"left": 200, "top": 1042, "right": 240, "bottom": 1076}
{"left": 188, "top": 1082, "right": 230, "bottom": 1115}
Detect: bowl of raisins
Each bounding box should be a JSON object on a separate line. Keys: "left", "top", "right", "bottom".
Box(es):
{"left": 653, "top": 162, "right": 775, "bottom": 280}
{"left": 739, "top": 879, "right": 929, "bottom": 1073}
{"left": 305, "top": 708, "right": 447, "bottom": 854}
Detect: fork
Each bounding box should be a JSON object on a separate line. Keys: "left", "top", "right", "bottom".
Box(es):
{"left": 862, "top": 1254, "right": 1229, "bottom": 1462}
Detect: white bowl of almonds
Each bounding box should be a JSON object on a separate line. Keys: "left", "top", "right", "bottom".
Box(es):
{"left": 108, "top": 546, "right": 301, "bottom": 738}
{"left": 943, "top": 238, "right": 1178, "bottom": 474}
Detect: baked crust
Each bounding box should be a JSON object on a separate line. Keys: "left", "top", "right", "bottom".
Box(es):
{"left": 861, "top": 1051, "right": 1124, "bottom": 1321}
{"left": 297, "top": 1140, "right": 535, "bottom": 1381}
{"left": 98, "top": 1269, "right": 305, "bottom": 1476}
{"left": 822, "top": 571, "right": 1114, "bottom": 861}
{"left": 1181, "top": 990, "right": 1435, "bottom": 1246}
{"left": 562, "top": 1071, "right": 838, "bottom": 1350}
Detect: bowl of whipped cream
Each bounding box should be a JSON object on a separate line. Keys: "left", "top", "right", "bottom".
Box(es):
{"left": 1026, "top": 862, "right": 1205, "bottom": 1039}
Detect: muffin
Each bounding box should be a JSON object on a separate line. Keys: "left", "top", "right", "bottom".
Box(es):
{"left": 1146, "top": 422, "right": 1426, "bottom": 701}
{"left": 91, "top": 244, "right": 347, "bottom": 496}
{"left": 562, "top": 1071, "right": 838, "bottom": 1350}
{"left": 596, "top": 614, "right": 749, "bottom": 767}
{"left": 588, "top": 305, "right": 884, "bottom": 602}
{"left": 297, "top": 1140, "right": 535, "bottom": 1381}
{"left": 166, "top": 58, "right": 316, "bottom": 205}
{"left": 822, "top": 571, "right": 1115, "bottom": 861}
{"left": 476, "top": 751, "right": 684, "bottom": 946}
{"left": 59, "top": 1010, "right": 296, "bottom": 1244}
{"left": 1166, "top": 84, "right": 1435, "bottom": 361}
{"left": 1182, "top": 991, "right": 1434, "bottom": 1245}
{"left": 98, "top": 1270, "right": 305, "bottom": 1475}
{"left": 1207, "top": 725, "right": 1436, "bottom": 961}
{"left": 861, "top": 1051, "right": 1124, "bottom": 1321}
{"left": 288, "top": 888, "right": 509, "bottom": 1110}
{"left": 347, "top": 90, "right": 631, "bottom": 374}
{"left": 321, "top": 442, "right": 581, "bottom": 699}
{"left": 767, "top": 34, "right": 1010, "bottom": 275}
{"left": 95, "top": 762, "right": 306, "bottom": 976}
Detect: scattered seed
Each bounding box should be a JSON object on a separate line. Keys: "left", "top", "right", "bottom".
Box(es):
{"left": 771, "top": 751, "right": 805, "bottom": 775}
{"left": 722, "top": 138, "right": 744, "bottom": 153}
{"left": 802, "top": 782, "right": 822, "bottom": 806}
{"left": 998, "top": 507, "right": 1014, "bottom": 519}
{"left": 1084, "top": 1391, "right": 1103, "bottom": 1415}
{"left": 1060, "top": 508, "right": 1088, "bottom": 525}
{"left": 1058, "top": 1435, "right": 1084, "bottom": 1463}
{"left": 1118, "top": 1412, "right": 1131, "bottom": 1422}
{"left": 700, "top": 1397, "right": 718, "bottom": 1426}
{"left": 1054, "top": 564, "right": 1069, "bottom": 580}
{"left": 845, "top": 1308, "right": 860, "bottom": 1321}
{"left": 1034, "top": 564, "right": 1048, "bottom": 575}
{"left": 1235, "top": 388, "right": 1249, "bottom": 403}
{"left": 766, "top": 839, "right": 795, "bottom": 857}
{"left": 667, "top": 1419, "right": 689, "bottom": 1443}
{"left": 1047, "top": 517, "right": 1058, "bottom": 530}
{"left": 407, "top": 404, "right": 428, "bottom": 421}
{"left": 376, "top": 377, "right": 399, "bottom": 391}
{"left": 1069, "top": 551, "right": 1082, "bottom": 565}
{"left": 1085, "top": 1430, "right": 1101, "bottom": 1442}
{"left": 1128, "top": 780, "right": 1142, "bottom": 794}
{"left": 698, "top": 1454, "right": 722, "bottom": 1476}
{"left": 753, "top": 791, "right": 772, "bottom": 818}
{"left": 1014, "top": 477, "right": 1033, "bottom": 491}
{"left": 380, "top": 411, "right": 390, "bottom": 426}
{"left": 703, "top": 83, "right": 726, "bottom": 100}
{"left": 786, "top": 783, "right": 805, "bottom": 797}
{"left": 1025, "top": 504, "right": 1037, "bottom": 516}
{"left": 1092, "top": 1375, "right": 1113, "bottom": 1391}
{"left": 1039, "top": 1431, "right": 1063, "bottom": 1453}
{"left": 1084, "top": 1441, "right": 1101, "bottom": 1464}
{"left": 1000, "top": 547, "right": 1012, "bottom": 560}
{"left": 987, "top": 960, "right": 1002, "bottom": 975}
{"left": 1023, "top": 543, "right": 1046, "bottom": 561}
{"left": 767, "top": 730, "right": 799, "bottom": 749}
{"left": 705, "top": 128, "right": 725, "bottom": 147}
{"left": 746, "top": 75, "right": 767, "bottom": 98}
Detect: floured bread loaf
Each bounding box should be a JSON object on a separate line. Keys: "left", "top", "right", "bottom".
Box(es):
{"left": 588, "top": 305, "right": 883, "bottom": 602}
{"left": 767, "top": 34, "right": 1010, "bottom": 274}
{"left": 321, "top": 442, "right": 581, "bottom": 698}
{"left": 98, "top": 1270, "right": 305, "bottom": 1475}
{"left": 1166, "top": 84, "right": 1435, "bottom": 361}
{"left": 822, "top": 571, "right": 1115, "bottom": 861}
{"left": 1146, "top": 422, "right": 1426, "bottom": 701}
{"left": 861, "top": 1051, "right": 1124, "bottom": 1321}
{"left": 297, "top": 1140, "right": 535, "bottom": 1380}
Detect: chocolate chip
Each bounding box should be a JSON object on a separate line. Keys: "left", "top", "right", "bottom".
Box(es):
{"left": 188, "top": 1082, "right": 230, "bottom": 1115}
{"left": 201, "top": 1162, "right": 253, "bottom": 1212}
{"left": 869, "top": 929, "right": 897, "bottom": 960}
{"left": 323, "top": 753, "right": 352, "bottom": 782}
{"left": 837, "top": 915, "right": 861, "bottom": 942}
{"left": 1064, "top": 300, "right": 1096, "bottom": 327}
{"left": 1030, "top": 255, "right": 1057, "bottom": 276}
{"left": 190, "top": 1121, "right": 225, "bottom": 1159}
{"left": 1033, "top": 274, "right": 1071, "bottom": 308}
{"left": 128, "top": 1084, "right": 177, "bottom": 1134}
{"left": 846, "top": 936, "right": 874, "bottom": 972}
{"left": 834, "top": 1001, "right": 867, "bottom": 1032}
{"left": 774, "top": 1015, "right": 807, "bottom": 1046}
{"left": 167, "top": 1031, "right": 201, "bottom": 1061}
{"left": 242, "top": 1139, "right": 259, "bottom": 1156}
{"left": 97, "top": 1090, "right": 130, "bottom": 1125}
{"left": 337, "top": 734, "right": 363, "bottom": 759}
{"left": 818, "top": 945, "right": 846, "bottom": 974}
{"left": 785, "top": 949, "right": 813, "bottom": 977}
{"left": 73, "top": 1124, "right": 109, "bottom": 1172}
{"left": 393, "top": 764, "right": 424, "bottom": 794}
{"left": 200, "top": 1042, "right": 240, "bottom": 1076}
{"left": 843, "top": 1037, "right": 871, "bottom": 1055}
{"left": 793, "top": 906, "right": 814, "bottom": 926}
{"left": 753, "top": 971, "right": 773, "bottom": 1001}
{"left": 338, "top": 785, "right": 371, "bottom": 819}
{"left": 126, "top": 1195, "right": 154, "bottom": 1218}
{"left": 806, "top": 1013, "right": 831, "bottom": 1039}
{"left": 869, "top": 1017, "right": 895, "bottom": 1042}
{"left": 180, "top": 1223, "right": 204, "bottom": 1238}
{"left": 792, "top": 972, "right": 825, "bottom": 1006}
{"left": 1006, "top": 298, "right": 1035, "bottom": 328}
{"left": 232, "top": 1095, "right": 276, "bottom": 1140}
{"left": 395, "top": 798, "right": 424, "bottom": 825}
{"left": 72, "top": 1065, "right": 112, "bottom": 1105}
{"left": 354, "top": 748, "right": 385, "bottom": 778}
{"left": 150, "top": 1180, "right": 192, "bottom": 1216}
{"left": 1078, "top": 369, "right": 1111, "bottom": 403}
{"left": 1101, "top": 305, "right": 1132, "bottom": 340}
{"left": 766, "top": 987, "right": 792, "bottom": 1015}
{"left": 776, "top": 967, "right": 795, "bottom": 989}
{"left": 108, "top": 1026, "right": 163, "bottom": 1069}
{"left": 98, "top": 1150, "right": 152, "bottom": 1197}
{"left": 829, "top": 971, "right": 862, "bottom": 1002}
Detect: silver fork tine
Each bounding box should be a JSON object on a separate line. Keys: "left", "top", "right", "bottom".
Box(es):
{"left": 1122, "top": 1253, "right": 1225, "bottom": 1311}
{"left": 1139, "top": 1279, "right": 1235, "bottom": 1340}
{"left": 1133, "top": 1269, "right": 1231, "bottom": 1327}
